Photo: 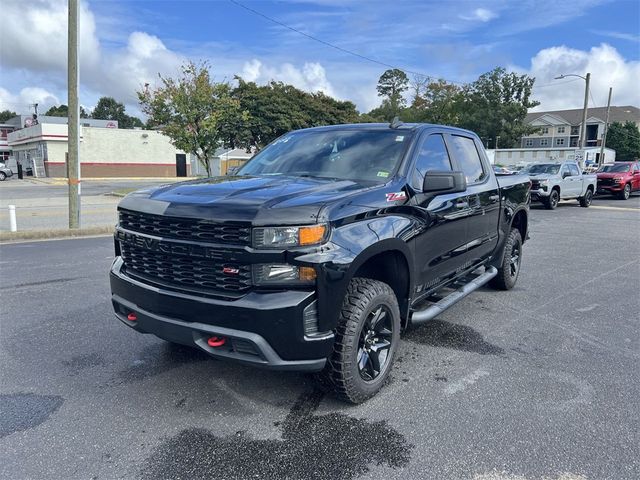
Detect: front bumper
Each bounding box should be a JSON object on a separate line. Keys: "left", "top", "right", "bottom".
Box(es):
{"left": 597, "top": 183, "right": 624, "bottom": 193}
{"left": 110, "top": 258, "right": 333, "bottom": 371}
{"left": 530, "top": 188, "right": 549, "bottom": 201}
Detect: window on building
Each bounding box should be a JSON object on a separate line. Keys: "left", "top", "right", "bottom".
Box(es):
{"left": 541, "top": 127, "right": 549, "bottom": 135}
{"left": 525, "top": 139, "right": 533, "bottom": 147}
{"left": 571, "top": 126, "right": 579, "bottom": 136}
{"left": 540, "top": 139, "right": 549, "bottom": 147}
{"left": 449, "top": 135, "right": 486, "bottom": 184}
{"left": 412, "top": 134, "right": 452, "bottom": 189}
{"left": 556, "top": 138, "right": 565, "bottom": 146}
{"left": 557, "top": 126, "right": 565, "bottom": 134}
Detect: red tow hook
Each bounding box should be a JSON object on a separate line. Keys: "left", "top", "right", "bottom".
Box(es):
{"left": 127, "top": 312, "right": 137, "bottom": 322}
{"left": 207, "top": 336, "right": 226, "bottom": 347}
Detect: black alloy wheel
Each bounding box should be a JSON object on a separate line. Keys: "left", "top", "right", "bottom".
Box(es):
{"left": 357, "top": 305, "right": 394, "bottom": 381}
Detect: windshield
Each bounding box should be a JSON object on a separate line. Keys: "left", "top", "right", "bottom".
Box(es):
{"left": 237, "top": 129, "right": 412, "bottom": 182}
{"left": 599, "top": 164, "right": 630, "bottom": 173}
{"left": 526, "top": 164, "right": 560, "bottom": 175}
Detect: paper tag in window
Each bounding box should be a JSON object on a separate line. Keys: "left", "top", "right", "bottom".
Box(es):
{"left": 377, "top": 171, "right": 389, "bottom": 178}
{"left": 395, "top": 135, "right": 404, "bottom": 142}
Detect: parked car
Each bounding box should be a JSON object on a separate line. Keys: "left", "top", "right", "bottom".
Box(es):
{"left": 596, "top": 161, "right": 640, "bottom": 200}
{"left": 492, "top": 165, "right": 515, "bottom": 175}
{"left": 110, "top": 123, "right": 531, "bottom": 403}
{"left": 528, "top": 161, "right": 597, "bottom": 209}
{"left": 0, "top": 162, "right": 13, "bottom": 181}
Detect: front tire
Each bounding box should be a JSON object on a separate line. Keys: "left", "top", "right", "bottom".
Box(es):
{"left": 322, "top": 278, "right": 400, "bottom": 404}
{"left": 490, "top": 228, "right": 523, "bottom": 291}
{"left": 579, "top": 188, "right": 593, "bottom": 207}
{"left": 618, "top": 183, "right": 631, "bottom": 200}
{"left": 0, "top": 172, "right": 6, "bottom": 181}
{"left": 544, "top": 189, "right": 559, "bottom": 210}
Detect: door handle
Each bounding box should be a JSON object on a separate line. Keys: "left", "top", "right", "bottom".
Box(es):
{"left": 455, "top": 200, "right": 469, "bottom": 209}
{"left": 489, "top": 194, "right": 500, "bottom": 203}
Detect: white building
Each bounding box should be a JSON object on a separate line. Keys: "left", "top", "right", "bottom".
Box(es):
{"left": 488, "top": 147, "right": 615, "bottom": 168}
{"left": 7, "top": 121, "right": 189, "bottom": 177}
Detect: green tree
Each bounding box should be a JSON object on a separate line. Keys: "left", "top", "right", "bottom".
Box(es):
{"left": 138, "top": 61, "right": 247, "bottom": 176}
{"left": 231, "top": 78, "right": 359, "bottom": 149}
{"left": 457, "top": 67, "right": 539, "bottom": 148}
{"left": 404, "top": 79, "right": 462, "bottom": 125}
{"left": 606, "top": 121, "right": 640, "bottom": 161}
{"left": 0, "top": 110, "right": 18, "bottom": 122}
{"left": 92, "top": 97, "right": 142, "bottom": 129}
{"left": 375, "top": 69, "right": 409, "bottom": 119}
{"left": 44, "top": 104, "right": 89, "bottom": 118}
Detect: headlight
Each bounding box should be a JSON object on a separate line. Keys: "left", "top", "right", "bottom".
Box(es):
{"left": 252, "top": 264, "right": 316, "bottom": 285}
{"left": 612, "top": 176, "right": 623, "bottom": 183}
{"left": 253, "top": 224, "right": 327, "bottom": 248}
{"left": 539, "top": 179, "right": 549, "bottom": 185}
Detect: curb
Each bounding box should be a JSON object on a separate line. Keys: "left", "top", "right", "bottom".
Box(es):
{"left": 0, "top": 225, "right": 114, "bottom": 243}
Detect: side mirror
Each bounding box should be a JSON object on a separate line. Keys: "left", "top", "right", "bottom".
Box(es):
{"left": 423, "top": 171, "right": 467, "bottom": 193}
{"left": 562, "top": 171, "right": 571, "bottom": 178}
{"left": 634, "top": 170, "right": 640, "bottom": 175}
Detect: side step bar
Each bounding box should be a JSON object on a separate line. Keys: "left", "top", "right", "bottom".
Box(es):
{"left": 411, "top": 266, "right": 498, "bottom": 325}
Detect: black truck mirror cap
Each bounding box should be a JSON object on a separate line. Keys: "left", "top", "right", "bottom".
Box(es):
{"left": 423, "top": 171, "right": 467, "bottom": 193}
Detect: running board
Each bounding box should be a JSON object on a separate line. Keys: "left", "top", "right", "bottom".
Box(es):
{"left": 411, "top": 266, "right": 498, "bottom": 325}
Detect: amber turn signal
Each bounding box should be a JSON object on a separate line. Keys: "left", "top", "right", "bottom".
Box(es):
{"left": 299, "top": 225, "right": 326, "bottom": 245}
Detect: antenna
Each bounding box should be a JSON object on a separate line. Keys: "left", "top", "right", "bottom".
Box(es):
{"left": 389, "top": 116, "right": 403, "bottom": 129}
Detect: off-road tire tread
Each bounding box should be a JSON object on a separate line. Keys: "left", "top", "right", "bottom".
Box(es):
{"left": 490, "top": 228, "right": 522, "bottom": 290}
{"left": 579, "top": 188, "right": 593, "bottom": 207}
{"left": 321, "top": 278, "right": 399, "bottom": 404}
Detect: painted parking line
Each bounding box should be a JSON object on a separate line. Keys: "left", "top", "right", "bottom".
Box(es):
{"left": 590, "top": 205, "right": 640, "bottom": 212}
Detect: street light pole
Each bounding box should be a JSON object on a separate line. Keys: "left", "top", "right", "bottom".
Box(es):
{"left": 495, "top": 136, "right": 500, "bottom": 149}
{"left": 554, "top": 72, "right": 591, "bottom": 150}
{"left": 579, "top": 73, "right": 591, "bottom": 149}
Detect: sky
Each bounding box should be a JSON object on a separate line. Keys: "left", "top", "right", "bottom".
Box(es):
{"left": 1, "top": 0, "right": 639, "bottom": 118}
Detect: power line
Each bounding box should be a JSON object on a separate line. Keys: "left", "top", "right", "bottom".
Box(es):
{"left": 228, "top": 0, "right": 465, "bottom": 85}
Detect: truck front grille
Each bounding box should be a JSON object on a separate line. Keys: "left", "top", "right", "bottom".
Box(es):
{"left": 597, "top": 178, "right": 614, "bottom": 186}
{"left": 119, "top": 209, "right": 251, "bottom": 245}
{"left": 120, "top": 242, "right": 251, "bottom": 294}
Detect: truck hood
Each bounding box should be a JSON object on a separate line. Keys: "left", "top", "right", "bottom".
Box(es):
{"left": 118, "top": 175, "right": 370, "bottom": 225}
{"left": 528, "top": 173, "right": 555, "bottom": 181}
{"left": 597, "top": 172, "right": 628, "bottom": 179}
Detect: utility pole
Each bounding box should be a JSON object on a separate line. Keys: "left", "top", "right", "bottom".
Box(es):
{"left": 68, "top": 0, "right": 80, "bottom": 228}
{"left": 579, "top": 72, "right": 591, "bottom": 149}
{"left": 495, "top": 136, "right": 500, "bottom": 149}
{"left": 599, "top": 87, "right": 612, "bottom": 166}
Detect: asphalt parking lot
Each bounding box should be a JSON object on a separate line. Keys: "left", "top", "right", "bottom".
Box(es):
{"left": 1, "top": 196, "right": 639, "bottom": 479}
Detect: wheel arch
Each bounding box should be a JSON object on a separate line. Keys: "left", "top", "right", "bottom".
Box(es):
{"left": 346, "top": 240, "right": 413, "bottom": 327}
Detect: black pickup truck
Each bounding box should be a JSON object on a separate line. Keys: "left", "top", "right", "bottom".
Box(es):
{"left": 110, "top": 123, "right": 530, "bottom": 403}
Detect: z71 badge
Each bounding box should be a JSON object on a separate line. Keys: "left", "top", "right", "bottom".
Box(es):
{"left": 385, "top": 191, "right": 407, "bottom": 202}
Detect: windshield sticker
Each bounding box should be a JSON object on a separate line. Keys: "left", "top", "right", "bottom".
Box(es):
{"left": 377, "top": 171, "right": 390, "bottom": 178}
{"left": 395, "top": 135, "right": 405, "bottom": 142}
{"left": 386, "top": 192, "right": 407, "bottom": 202}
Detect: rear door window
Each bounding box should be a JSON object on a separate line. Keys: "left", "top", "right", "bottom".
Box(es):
{"left": 448, "top": 135, "right": 486, "bottom": 184}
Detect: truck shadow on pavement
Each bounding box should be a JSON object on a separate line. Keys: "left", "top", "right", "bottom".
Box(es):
{"left": 404, "top": 319, "right": 505, "bottom": 356}
{"left": 141, "top": 388, "right": 412, "bottom": 480}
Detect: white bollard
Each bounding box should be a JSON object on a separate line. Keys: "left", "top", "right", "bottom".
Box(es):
{"left": 9, "top": 205, "right": 17, "bottom": 232}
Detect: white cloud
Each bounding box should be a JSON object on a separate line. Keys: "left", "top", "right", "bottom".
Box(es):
{"left": 513, "top": 43, "right": 640, "bottom": 111}
{"left": 241, "top": 59, "right": 262, "bottom": 82}
{"left": 240, "top": 59, "right": 338, "bottom": 98}
{"left": 0, "top": 86, "right": 60, "bottom": 114}
{"left": 0, "top": 0, "right": 100, "bottom": 73}
{"left": 460, "top": 8, "right": 498, "bottom": 22}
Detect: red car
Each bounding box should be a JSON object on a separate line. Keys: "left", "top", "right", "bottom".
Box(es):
{"left": 596, "top": 161, "right": 640, "bottom": 200}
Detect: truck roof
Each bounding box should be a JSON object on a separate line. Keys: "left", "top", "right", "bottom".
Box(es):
{"left": 292, "top": 122, "right": 480, "bottom": 137}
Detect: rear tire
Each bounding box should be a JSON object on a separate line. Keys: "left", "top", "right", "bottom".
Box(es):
{"left": 321, "top": 277, "right": 400, "bottom": 404}
{"left": 579, "top": 188, "right": 593, "bottom": 207}
{"left": 544, "top": 189, "right": 559, "bottom": 210}
{"left": 490, "top": 228, "right": 522, "bottom": 291}
{"left": 618, "top": 183, "right": 631, "bottom": 200}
